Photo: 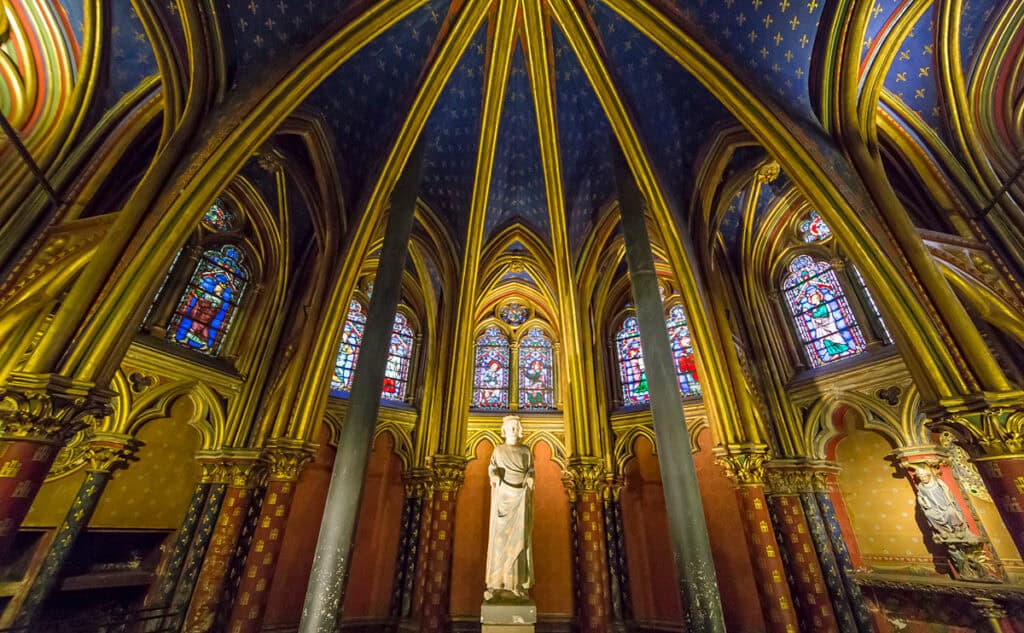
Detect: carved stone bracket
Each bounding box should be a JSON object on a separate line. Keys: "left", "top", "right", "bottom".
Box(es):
{"left": 197, "top": 450, "right": 268, "bottom": 488}
{"left": 264, "top": 440, "right": 316, "bottom": 482}
{"left": 713, "top": 444, "right": 772, "bottom": 485}
{"left": 0, "top": 373, "right": 114, "bottom": 445}
{"left": 562, "top": 458, "right": 606, "bottom": 501}
{"left": 429, "top": 454, "right": 466, "bottom": 492}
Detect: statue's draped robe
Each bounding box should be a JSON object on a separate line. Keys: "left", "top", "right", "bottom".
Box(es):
{"left": 917, "top": 478, "right": 967, "bottom": 538}
{"left": 485, "top": 443, "right": 534, "bottom": 594}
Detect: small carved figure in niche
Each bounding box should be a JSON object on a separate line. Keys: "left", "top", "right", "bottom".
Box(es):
{"left": 912, "top": 464, "right": 968, "bottom": 540}
{"left": 484, "top": 415, "right": 534, "bottom": 601}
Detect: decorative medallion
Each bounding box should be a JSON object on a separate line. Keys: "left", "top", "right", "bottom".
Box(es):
{"left": 799, "top": 210, "right": 832, "bottom": 243}
{"left": 201, "top": 198, "right": 235, "bottom": 232}
{"left": 499, "top": 303, "right": 529, "bottom": 327}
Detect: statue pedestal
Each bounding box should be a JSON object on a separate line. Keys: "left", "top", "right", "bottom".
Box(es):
{"left": 480, "top": 600, "right": 536, "bottom": 633}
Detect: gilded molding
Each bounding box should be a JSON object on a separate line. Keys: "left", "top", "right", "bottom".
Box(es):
{"left": 0, "top": 373, "right": 113, "bottom": 444}
{"left": 429, "top": 454, "right": 467, "bottom": 492}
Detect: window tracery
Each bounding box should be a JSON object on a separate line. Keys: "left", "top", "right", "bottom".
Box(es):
{"left": 167, "top": 245, "right": 249, "bottom": 355}
{"left": 782, "top": 255, "right": 867, "bottom": 367}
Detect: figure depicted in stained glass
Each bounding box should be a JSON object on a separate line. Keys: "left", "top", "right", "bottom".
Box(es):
{"left": 518, "top": 327, "right": 554, "bottom": 410}
{"left": 799, "top": 210, "right": 832, "bottom": 243}
{"left": 666, "top": 305, "right": 701, "bottom": 398}
{"left": 332, "top": 300, "right": 366, "bottom": 392}
{"left": 473, "top": 327, "right": 510, "bottom": 409}
{"left": 616, "top": 316, "right": 649, "bottom": 406}
{"left": 783, "top": 255, "right": 866, "bottom": 367}
{"left": 500, "top": 303, "right": 529, "bottom": 327}
{"left": 201, "top": 198, "right": 235, "bottom": 232}
{"left": 382, "top": 313, "right": 414, "bottom": 401}
{"left": 168, "top": 246, "right": 248, "bottom": 355}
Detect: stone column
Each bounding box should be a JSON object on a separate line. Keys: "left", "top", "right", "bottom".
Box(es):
{"left": 615, "top": 151, "right": 725, "bottom": 632}
{"left": 392, "top": 469, "right": 431, "bottom": 621}
{"left": 0, "top": 373, "right": 111, "bottom": 556}
{"left": 183, "top": 453, "right": 267, "bottom": 632}
{"left": 419, "top": 455, "right": 465, "bottom": 633}
{"left": 9, "top": 433, "right": 138, "bottom": 628}
{"left": 891, "top": 447, "right": 1005, "bottom": 582}
{"left": 602, "top": 477, "right": 631, "bottom": 628}
{"left": 299, "top": 141, "right": 424, "bottom": 633}
{"left": 764, "top": 466, "right": 842, "bottom": 633}
{"left": 715, "top": 448, "right": 800, "bottom": 633}
{"left": 224, "top": 444, "right": 314, "bottom": 633}
{"left": 563, "top": 459, "right": 610, "bottom": 633}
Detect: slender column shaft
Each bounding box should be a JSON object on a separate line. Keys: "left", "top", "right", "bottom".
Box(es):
{"left": 392, "top": 475, "right": 428, "bottom": 619}
{"left": 299, "top": 142, "right": 424, "bottom": 633}
{"left": 797, "top": 493, "right": 858, "bottom": 633}
{"left": 614, "top": 153, "right": 725, "bottom": 632}
{"left": 573, "top": 490, "right": 609, "bottom": 633}
{"left": 418, "top": 460, "right": 464, "bottom": 633}
{"left": 812, "top": 481, "right": 874, "bottom": 632}
{"left": 602, "top": 489, "right": 631, "bottom": 624}
{"left": 0, "top": 439, "right": 58, "bottom": 555}
{"left": 166, "top": 483, "right": 228, "bottom": 631}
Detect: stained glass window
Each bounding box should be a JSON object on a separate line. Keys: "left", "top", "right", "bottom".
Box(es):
{"left": 201, "top": 198, "right": 235, "bottom": 232}
{"left": 851, "top": 265, "right": 893, "bottom": 344}
{"left": 782, "top": 255, "right": 867, "bottom": 367}
{"left": 799, "top": 210, "right": 832, "bottom": 243}
{"left": 666, "top": 305, "right": 702, "bottom": 399}
{"left": 382, "top": 313, "right": 415, "bottom": 401}
{"left": 499, "top": 303, "right": 529, "bottom": 327}
{"left": 168, "top": 245, "right": 248, "bottom": 355}
{"left": 331, "top": 300, "right": 366, "bottom": 393}
{"left": 472, "top": 326, "right": 510, "bottom": 409}
{"left": 518, "top": 328, "right": 555, "bottom": 410}
{"left": 616, "top": 316, "right": 649, "bottom": 406}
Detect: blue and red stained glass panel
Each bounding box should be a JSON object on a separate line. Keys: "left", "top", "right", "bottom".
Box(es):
{"left": 666, "top": 305, "right": 701, "bottom": 399}
{"left": 331, "top": 300, "right": 366, "bottom": 392}
{"left": 518, "top": 328, "right": 555, "bottom": 410}
{"left": 473, "top": 327, "right": 510, "bottom": 409}
{"left": 382, "top": 313, "right": 414, "bottom": 401}
{"left": 201, "top": 198, "right": 235, "bottom": 232}
{"left": 168, "top": 246, "right": 248, "bottom": 355}
{"left": 783, "top": 255, "right": 867, "bottom": 367}
{"left": 799, "top": 210, "right": 832, "bottom": 243}
{"left": 616, "top": 316, "right": 649, "bottom": 406}
{"left": 500, "top": 303, "right": 529, "bottom": 326}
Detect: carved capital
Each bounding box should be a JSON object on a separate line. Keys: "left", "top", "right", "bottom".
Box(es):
{"left": 932, "top": 407, "right": 1024, "bottom": 458}
{"left": 403, "top": 468, "right": 433, "bottom": 498}
{"left": 764, "top": 461, "right": 833, "bottom": 495}
{"left": 430, "top": 454, "right": 466, "bottom": 492}
{"left": 0, "top": 373, "right": 114, "bottom": 444}
{"left": 197, "top": 451, "right": 267, "bottom": 488}
{"left": 562, "top": 458, "right": 606, "bottom": 501}
{"left": 82, "top": 433, "right": 141, "bottom": 474}
{"left": 264, "top": 440, "right": 316, "bottom": 482}
{"left": 971, "top": 597, "right": 1007, "bottom": 620}
{"left": 713, "top": 445, "right": 772, "bottom": 485}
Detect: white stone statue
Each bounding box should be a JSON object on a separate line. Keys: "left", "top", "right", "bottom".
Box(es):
{"left": 912, "top": 464, "right": 968, "bottom": 541}
{"left": 484, "top": 415, "right": 534, "bottom": 601}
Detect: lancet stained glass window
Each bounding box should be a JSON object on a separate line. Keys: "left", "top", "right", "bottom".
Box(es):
{"left": 518, "top": 328, "right": 555, "bottom": 410}
{"left": 799, "top": 210, "right": 832, "bottom": 243}
{"left": 473, "top": 327, "right": 510, "bottom": 409}
{"left": 168, "top": 245, "right": 248, "bottom": 355}
{"left": 201, "top": 198, "right": 235, "bottom": 232}
{"left": 783, "top": 255, "right": 867, "bottom": 367}
{"left": 331, "top": 300, "right": 366, "bottom": 392}
{"left": 382, "top": 313, "right": 415, "bottom": 401}
{"left": 666, "top": 305, "right": 702, "bottom": 399}
{"left": 616, "top": 316, "right": 649, "bottom": 406}
{"left": 851, "top": 265, "right": 893, "bottom": 344}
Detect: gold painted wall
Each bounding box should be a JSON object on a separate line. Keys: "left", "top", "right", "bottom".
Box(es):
{"left": 835, "top": 428, "right": 934, "bottom": 568}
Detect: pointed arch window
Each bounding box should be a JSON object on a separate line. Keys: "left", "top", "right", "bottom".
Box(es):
{"left": 382, "top": 313, "right": 415, "bottom": 401}
{"left": 518, "top": 327, "right": 555, "bottom": 410}
{"left": 472, "top": 326, "right": 511, "bottom": 410}
{"left": 666, "top": 305, "right": 701, "bottom": 399}
{"left": 782, "top": 255, "right": 867, "bottom": 367}
{"left": 331, "top": 300, "right": 367, "bottom": 392}
{"left": 167, "top": 245, "right": 249, "bottom": 355}
{"left": 616, "top": 316, "right": 649, "bottom": 406}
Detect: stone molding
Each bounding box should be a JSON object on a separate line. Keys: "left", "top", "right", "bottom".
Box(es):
{"left": 0, "top": 373, "right": 114, "bottom": 444}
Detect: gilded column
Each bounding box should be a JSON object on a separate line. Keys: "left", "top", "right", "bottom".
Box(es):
{"left": 602, "top": 477, "right": 631, "bottom": 627}
{"left": 419, "top": 455, "right": 465, "bottom": 633}
{"left": 225, "top": 443, "right": 314, "bottom": 633}
{"left": 715, "top": 448, "right": 800, "bottom": 633}
{"left": 183, "top": 452, "right": 267, "bottom": 633}
{"left": 0, "top": 373, "right": 111, "bottom": 556}
{"left": 9, "top": 433, "right": 138, "bottom": 628}
{"left": 891, "top": 447, "right": 1005, "bottom": 582}
{"left": 764, "top": 466, "right": 842, "bottom": 633}
{"left": 392, "top": 469, "right": 431, "bottom": 621}
{"left": 563, "top": 459, "right": 610, "bottom": 633}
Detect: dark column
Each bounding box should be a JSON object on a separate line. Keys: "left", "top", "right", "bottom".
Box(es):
{"left": 0, "top": 374, "right": 111, "bottom": 556}
{"left": 564, "top": 460, "right": 611, "bottom": 633}
{"left": 299, "top": 142, "right": 425, "bottom": 633}
{"left": 392, "top": 470, "right": 430, "bottom": 621}
{"left": 225, "top": 445, "right": 313, "bottom": 633}
{"left": 614, "top": 152, "right": 726, "bottom": 632}
{"left": 12, "top": 434, "right": 138, "bottom": 628}
{"left": 165, "top": 480, "right": 228, "bottom": 631}
{"left": 603, "top": 478, "right": 631, "bottom": 628}
{"left": 418, "top": 456, "right": 465, "bottom": 633}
